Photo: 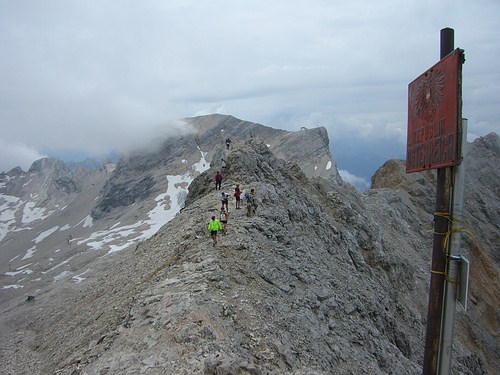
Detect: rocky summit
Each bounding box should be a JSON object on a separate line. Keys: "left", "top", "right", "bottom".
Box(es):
{"left": 0, "top": 115, "right": 498, "bottom": 375}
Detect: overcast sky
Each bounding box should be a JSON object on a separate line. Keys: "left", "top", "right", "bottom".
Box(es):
{"left": 1, "top": 1, "right": 499, "bottom": 188}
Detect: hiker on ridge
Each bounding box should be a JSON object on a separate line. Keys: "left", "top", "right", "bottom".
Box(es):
{"left": 219, "top": 208, "right": 228, "bottom": 235}
{"left": 221, "top": 192, "right": 229, "bottom": 212}
{"left": 245, "top": 188, "right": 258, "bottom": 217}
{"left": 215, "top": 171, "right": 223, "bottom": 190}
{"left": 208, "top": 215, "right": 222, "bottom": 246}
{"left": 234, "top": 184, "right": 241, "bottom": 209}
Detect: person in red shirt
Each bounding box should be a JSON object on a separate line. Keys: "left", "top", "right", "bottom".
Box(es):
{"left": 214, "top": 171, "right": 223, "bottom": 190}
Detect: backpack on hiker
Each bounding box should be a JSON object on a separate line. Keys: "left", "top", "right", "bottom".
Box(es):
{"left": 245, "top": 191, "right": 253, "bottom": 204}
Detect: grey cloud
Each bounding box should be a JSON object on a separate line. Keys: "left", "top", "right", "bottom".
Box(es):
{"left": 0, "top": 1, "right": 498, "bottom": 177}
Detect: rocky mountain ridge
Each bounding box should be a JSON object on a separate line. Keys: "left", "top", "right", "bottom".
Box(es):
{"left": 0, "top": 115, "right": 498, "bottom": 374}
{"left": 0, "top": 115, "right": 336, "bottom": 271}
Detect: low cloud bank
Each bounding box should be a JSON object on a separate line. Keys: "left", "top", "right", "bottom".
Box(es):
{"left": 0, "top": 139, "right": 46, "bottom": 173}
{"left": 339, "top": 169, "right": 370, "bottom": 192}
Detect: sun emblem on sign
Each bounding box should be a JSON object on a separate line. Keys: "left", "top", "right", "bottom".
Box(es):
{"left": 413, "top": 69, "right": 445, "bottom": 122}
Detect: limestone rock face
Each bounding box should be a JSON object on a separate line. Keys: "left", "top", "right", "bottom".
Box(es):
{"left": 0, "top": 116, "right": 497, "bottom": 375}
{"left": 269, "top": 126, "right": 342, "bottom": 182}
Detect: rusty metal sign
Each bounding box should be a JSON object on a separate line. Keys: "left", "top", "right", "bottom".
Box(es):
{"left": 406, "top": 48, "right": 464, "bottom": 173}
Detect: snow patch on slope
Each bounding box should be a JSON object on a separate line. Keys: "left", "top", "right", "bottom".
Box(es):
{"left": 34, "top": 226, "right": 60, "bottom": 244}
{"left": 81, "top": 148, "right": 210, "bottom": 254}
{"left": 2, "top": 149, "right": 211, "bottom": 288}
{"left": 22, "top": 201, "right": 52, "bottom": 224}
{"left": 0, "top": 194, "right": 22, "bottom": 241}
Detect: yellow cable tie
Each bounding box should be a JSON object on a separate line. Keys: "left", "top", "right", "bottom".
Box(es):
{"left": 429, "top": 230, "right": 449, "bottom": 235}
{"left": 450, "top": 225, "right": 475, "bottom": 239}
{"left": 443, "top": 230, "right": 452, "bottom": 250}
{"left": 427, "top": 213, "right": 477, "bottom": 251}
{"left": 445, "top": 277, "right": 459, "bottom": 285}
{"left": 434, "top": 212, "right": 453, "bottom": 222}
{"left": 430, "top": 270, "right": 446, "bottom": 276}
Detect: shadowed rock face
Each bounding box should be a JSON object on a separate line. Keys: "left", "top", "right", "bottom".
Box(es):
{"left": 0, "top": 116, "right": 497, "bottom": 375}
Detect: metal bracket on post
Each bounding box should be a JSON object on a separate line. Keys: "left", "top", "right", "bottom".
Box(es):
{"left": 457, "top": 255, "right": 470, "bottom": 311}
{"left": 446, "top": 255, "right": 460, "bottom": 286}
{"left": 445, "top": 255, "right": 469, "bottom": 310}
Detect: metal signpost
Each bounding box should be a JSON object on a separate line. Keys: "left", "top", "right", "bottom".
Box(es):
{"left": 406, "top": 28, "right": 468, "bottom": 375}
{"left": 439, "top": 118, "right": 469, "bottom": 374}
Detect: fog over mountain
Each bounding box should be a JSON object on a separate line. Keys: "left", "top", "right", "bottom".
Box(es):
{"left": 0, "top": 115, "right": 498, "bottom": 374}
{"left": 2, "top": 2, "right": 499, "bottom": 187}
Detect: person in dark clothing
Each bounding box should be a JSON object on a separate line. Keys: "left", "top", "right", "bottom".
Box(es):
{"left": 215, "top": 171, "right": 223, "bottom": 190}
{"left": 226, "top": 138, "right": 232, "bottom": 149}
{"left": 219, "top": 208, "right": 228, "bottom": 234}
{"left": 221, "top": 192, "right": 229, "bottom": 211}
{"left": 234, "top": 184, "right": 241, "bottom": 209}
{"left": 245, "top": 188, "right": 257, "bottom": 217}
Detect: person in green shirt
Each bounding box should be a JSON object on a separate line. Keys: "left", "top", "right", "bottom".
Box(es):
{"left": 208, "top": 215, "right": 222, "bottom": 246}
